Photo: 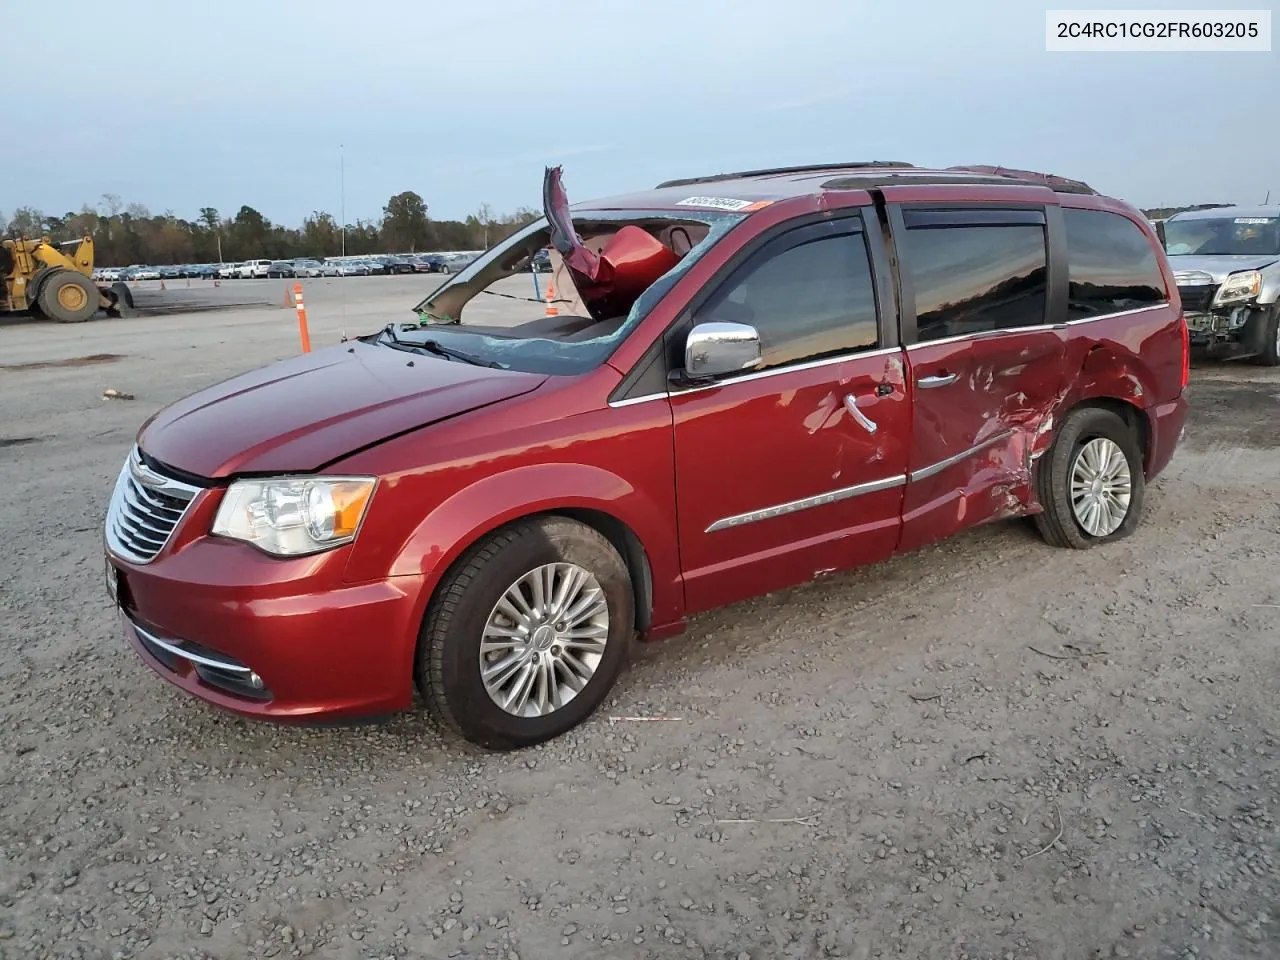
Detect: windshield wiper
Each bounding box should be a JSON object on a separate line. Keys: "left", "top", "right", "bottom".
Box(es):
{"left": 381, "top": 324, "right": 503, "bottom": 368}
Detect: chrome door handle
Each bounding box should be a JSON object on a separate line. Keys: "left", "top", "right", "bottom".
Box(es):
{"left": 917, "top": 372, "right": 958, "bottom": 389}
{"left": 843, "top": 394, "right": 878, "bottom": 435}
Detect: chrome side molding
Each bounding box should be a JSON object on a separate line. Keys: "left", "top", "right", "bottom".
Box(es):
{"left": 705, "top": 474, "right": 906, "bottom": 533}
{"left": 909, "top": 429, "right": 1015, "bottom": 483}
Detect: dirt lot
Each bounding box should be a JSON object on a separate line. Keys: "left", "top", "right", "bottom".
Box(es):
{"left": 1, "top": 277, "right": 1277, "bottom": 960}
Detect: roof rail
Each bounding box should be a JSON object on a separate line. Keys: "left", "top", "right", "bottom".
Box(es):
{"left": 821, "top": 171, "right": 1020, "bottom": 191}
{"left": 945, "top": 165, "right": 1099, "bottom": 196}
{"left": 656, "top": 161, "right": 915, "bottom": 190}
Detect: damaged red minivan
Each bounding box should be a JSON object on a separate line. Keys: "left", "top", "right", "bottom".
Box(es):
{"left": 103, "top": 162, "right": 1189, "bottom": 748}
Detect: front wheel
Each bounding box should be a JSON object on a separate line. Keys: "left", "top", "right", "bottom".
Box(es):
{"left": 418, "top": 516, "right": 634, "bottom": 749}
{"left": 1033, "top": 406, "right": 1146, "bottom": 550}
{"left": 1250, "top": 306, "right": 1280, "bottom": 367}
{"left": 38, "top": 270, "right": 100, "bottom": 323}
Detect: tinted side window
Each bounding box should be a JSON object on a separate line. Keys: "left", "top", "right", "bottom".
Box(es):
{"left": 903, "top": 225, "right": 1048, "bottom": 342}
{"left": 1063, "top": 208, "right": 1167, "bottom": 317}
{"left": 697, "top": 229, "right": 878, "bottom": 370}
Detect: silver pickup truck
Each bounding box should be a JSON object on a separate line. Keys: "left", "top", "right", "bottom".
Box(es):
{"left": 1161, "top": 206, "right": 1280, "bottom": 366}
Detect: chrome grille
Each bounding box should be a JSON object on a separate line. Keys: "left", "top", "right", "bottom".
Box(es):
{"left": 1173, "top": 270, "right": 1218, "bottom": 313}
{"left": 105, "top": 447, "right": 203, "bottom": 563}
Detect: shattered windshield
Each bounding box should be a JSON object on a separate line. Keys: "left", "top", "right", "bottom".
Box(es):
{"left": 382, "top": 209, "right": 744, "bottom": 375}
{"left": 1164, "top": 216, "right": 1280, "bottom": 257}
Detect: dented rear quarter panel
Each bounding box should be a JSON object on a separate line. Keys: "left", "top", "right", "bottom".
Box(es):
{"left": 1057, "top": 303, "right": 1187, "bottom": 474}
{"left": 1056, "top": 198, "right": 1188, "bottom": 477}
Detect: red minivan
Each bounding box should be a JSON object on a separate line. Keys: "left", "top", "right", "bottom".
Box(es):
{"left": 103, "top": 162, "right": 1190, "bottom": 748}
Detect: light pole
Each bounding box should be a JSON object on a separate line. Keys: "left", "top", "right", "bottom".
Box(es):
{"left": 339, "top": 144, "right": 346, "bottom": 258}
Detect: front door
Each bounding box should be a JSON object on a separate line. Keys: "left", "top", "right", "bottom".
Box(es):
{"left": 669, "top": 214, "right": 910, "bottom": 614}
{"left": 888, "top": 204, "right": 1068, "bottom": 554}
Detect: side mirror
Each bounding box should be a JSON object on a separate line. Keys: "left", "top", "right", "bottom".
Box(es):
{"left": 683, "top": 321, "right": 763, "bottom": 381}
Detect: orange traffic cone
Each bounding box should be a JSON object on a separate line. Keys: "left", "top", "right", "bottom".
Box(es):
{"left": 281, "top": 284, "right": 292, "bottom": 309}
{"left": 545, "top": 276, "right": 558, "bottom": 317}
{"left": 159, "top": 278, "right": 166, "bottom": 291}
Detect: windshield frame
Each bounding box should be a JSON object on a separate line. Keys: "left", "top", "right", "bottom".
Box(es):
{"left": 397, "top": 208, "right": 746, "bottom": 376}
{"left": 1163, "top": 215, "right": 1280, "bottom": 258}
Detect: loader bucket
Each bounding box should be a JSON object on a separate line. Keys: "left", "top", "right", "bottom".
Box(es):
{"left": 100, "top": 281, "right": 136, "bottom": 319}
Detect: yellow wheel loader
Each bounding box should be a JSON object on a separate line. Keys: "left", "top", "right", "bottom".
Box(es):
{"left": 1, "top": 235, "right": 134, "bottom": 323}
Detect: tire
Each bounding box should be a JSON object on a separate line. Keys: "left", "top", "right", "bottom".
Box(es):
{"left": 1249, "top": 306, "right": 1280, "bottom": 367}
{"left": 37, "top": 270, "right": 99, "bottom": 323}
{"left": 1033, "top": 405, "right": 1146, "bottom": 550}
{"left": 418, "top": 516, "right": 635, "bottom": 750}
{"left": 438, "top": 265, "right": 451, "bottom": 275}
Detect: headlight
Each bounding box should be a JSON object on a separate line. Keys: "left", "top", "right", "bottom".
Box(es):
{"left": 1212, "top": 270, "right": 1262, "bottom": 306}
{"left": 212, "top": 476, "right": 376, "bottom": 556}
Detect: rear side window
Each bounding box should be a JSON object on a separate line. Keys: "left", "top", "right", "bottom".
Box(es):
{"left": 902, "top": 218, "right": 1048, "bottom": 341}
{"left": 1063, "top": 208, "right": 1168, "bottom": 317}
{"left": 697, "top": 224, "right": 879, "bottom": 371}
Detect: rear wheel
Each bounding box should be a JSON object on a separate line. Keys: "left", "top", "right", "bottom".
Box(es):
{"left": 418, "top": 516, "right": 634, "bottom": 749}
{"left": 37, "top": 270, "right": 99, "bottom": 323}
{"left": 1033, "top": 406, "right": 1146, "bottom": 549}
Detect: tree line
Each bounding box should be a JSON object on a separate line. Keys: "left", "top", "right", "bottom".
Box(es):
{"left": 0, "top": 194, "right": 1244, "bottom": 268}
{"left": 1, "top": 191, "right": 540, "bottom": 267}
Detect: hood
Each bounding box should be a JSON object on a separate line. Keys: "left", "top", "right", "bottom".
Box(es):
{"left": 137, "top": 341, "right": 547, "bottom": 478}
{"left": 1169, "top": 254, "right": 1279, "bottom": 284}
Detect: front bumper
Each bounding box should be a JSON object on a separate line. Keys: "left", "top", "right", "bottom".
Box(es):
{"left": 107, "top": 544, "right": 425, "bottom": 723}
{"left": 1184, "top": 304, "right": 1273, "bottom": 354}
{"left": 1185, "top": 309, "right": 1247, "bottom": 345}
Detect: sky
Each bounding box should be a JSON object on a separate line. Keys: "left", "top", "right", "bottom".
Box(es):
{"left": 4, "top": 0, "right": 1276, "bottom": 229}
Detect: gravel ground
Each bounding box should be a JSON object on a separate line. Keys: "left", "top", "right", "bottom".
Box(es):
{"left": 2, "top": 282, "right": 1278, "bottom": 960}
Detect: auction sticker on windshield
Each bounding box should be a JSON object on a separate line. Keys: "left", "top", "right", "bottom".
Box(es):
{"left": 1235, "top": 217, "right": 1275, "bottom": 224}
{"left": 675, "top": 196, "right": 767, "bottom": 212}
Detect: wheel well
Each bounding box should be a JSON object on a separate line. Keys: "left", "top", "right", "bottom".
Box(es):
{"left": 420, "top": 508, "right": 655, "bottom": 638}
{"left": 1071, "top": 397, "right": 1151, "bottom": 473}
{"left": 27, "top": 266, "right": 55, "bottom": 302}
{"left": 551, "top": 508, "right": 654, "bottom": 632}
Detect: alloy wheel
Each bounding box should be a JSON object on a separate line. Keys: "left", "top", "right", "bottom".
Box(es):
{"left": 479, "top": 563, "right": 609, "bottom": 718}
{"left": 1069, "top": 437, "right": 1132, "bottom": 537}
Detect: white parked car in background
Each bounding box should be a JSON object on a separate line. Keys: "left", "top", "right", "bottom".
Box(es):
{"left": 238, "top": 259, "right": 273, "bottom": 279}
{"left": 217, "top": 262, "right": 240, "bottom": 279}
